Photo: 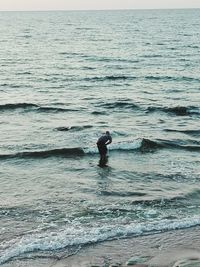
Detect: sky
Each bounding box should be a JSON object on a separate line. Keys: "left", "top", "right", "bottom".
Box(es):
{"left": 0, "top": 0, "right": 199, "bottom": 11}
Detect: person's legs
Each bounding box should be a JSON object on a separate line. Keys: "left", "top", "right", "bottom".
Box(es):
{"left": 97, "top": 144, "right": 107, "bottom": 166}
{"left": 97, "top": 143, "right": 107, "bottom": 155}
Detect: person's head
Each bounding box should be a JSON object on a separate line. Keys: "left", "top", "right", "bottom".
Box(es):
{"left": 106, "top": 131, "right": 110, "bottom": 135}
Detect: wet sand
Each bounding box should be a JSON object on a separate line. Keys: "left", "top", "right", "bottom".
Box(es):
{"left": 2, "top": 226, "right": 200, "bottom": 267}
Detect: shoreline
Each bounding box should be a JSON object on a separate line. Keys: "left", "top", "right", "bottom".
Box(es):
{"left": 2, "top": 226, "right": 200, "bottom": 267}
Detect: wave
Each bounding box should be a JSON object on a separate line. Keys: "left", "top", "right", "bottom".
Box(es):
{"left": 59, "top": 52, "right": 138, "bottom": 64}
{"left": 84, "top": 139, "right": 164, "bottom": 154}
{"left": 144, "top": 75, "right": 200, "bottom": 83}
{"left": 1, "top": 138, "right": 199, "bottom": 160}
{"left": 56, "top": 125, "right": 93, "bottom": 132}
{"left": 0, "top": 103, "right": 39, "bottom": 111}
{"left": 147, "top": 106, "right": 200, "bottom": 116}
{"left": 83, "top": 75, "right": 136, "bottom": 82}
{"left": 84, "top": 139, "right": 142, "bottom": 154}
{"left": 0, "top": 103, "right": 78, "bottom": 113}
{"left": 95, "top": 100, "right": 139, "bottom": 110}
{"left": 16, "top": 71, "right": 32, "bottom": 75}
{"left": 100, "top": 190, "right": 146, "bottom": 197}
{"left": 91, "top": 111, "right": 107, "bottom": 115}
{"left": 87, "top": 56, "right": 138, "bottom": 64}
{"left": 142, "top": 54, "right": 163, "bottom": 58}
{"left": 0, "top": 148, "right": 85, "bottom": 159}
{"left": 165, "top": 129, "right": 200, "bottom": 137}
{"left": 1, "top": 216, "right": 200, "bottom": 264}
{"left": 0, "top": 83, "right": 22, "bottom": 88}
{"left": 140, "top": 138, "right": 200, "bottom": 152}
{"left": 0, "top": 140, "right": 141, "bottom": 160}
{"left": 185, "top": 189, "right": 200, "bottom": 200}
{"left": 90, "top": 138, "right": 200, "bottom": 153}
{"left": 38, "top": 106, "right": 77, "bottom": 113}
{"left": 131, "top": 195, "right": 186, "bottom": 207}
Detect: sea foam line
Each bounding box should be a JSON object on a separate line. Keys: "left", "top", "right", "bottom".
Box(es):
{"left": 1, "top": 216, "right": 200, "bottom": 265}
{"left": 83, "top": 139, "right": 142, "bottom": 154}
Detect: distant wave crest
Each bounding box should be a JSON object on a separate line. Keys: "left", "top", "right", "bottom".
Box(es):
{"left": 56, "top": 125, "right": 93, "bottom": 132}
{"left": 95, "top": 100, "right": 139, "bottom": 110}
{"left": 147, "top": 106, "right": 200, "bottom": 116}
{"left": 144, "top": 75, "right": 200, "bottom": 83}
{"left": 0, "top": 103, "right": 78, "bottom": 113}
{"left": 0, "top": 103, "right": 39, "bottom": 110}
{"left": 83, "top": 75, "right": 136, "bottom": 82}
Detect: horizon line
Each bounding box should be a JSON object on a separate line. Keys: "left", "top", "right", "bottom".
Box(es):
{"left": 0, "top": 7, "right": 200, "bottom": 12}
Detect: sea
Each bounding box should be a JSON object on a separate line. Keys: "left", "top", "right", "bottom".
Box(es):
{"left": 0, "top": 9, "right": 200, "bottom": 265}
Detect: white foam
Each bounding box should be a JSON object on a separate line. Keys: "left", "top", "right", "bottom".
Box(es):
{"left": 190, "top": 107, "right": 200, "bottom": 114}
{"left": 1, "top": 216, "right": 200, "bottom": 265}
{"left": 83, "top": 139, "right": 142, "bottom": 154}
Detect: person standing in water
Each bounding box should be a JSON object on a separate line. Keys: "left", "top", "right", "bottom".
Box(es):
{"left": 97, "top": 131, "right": 112, "bottom": 166}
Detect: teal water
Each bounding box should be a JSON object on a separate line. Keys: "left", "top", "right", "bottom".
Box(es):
{"left": 0, "top": 9, "right": 200, "bottom": 265}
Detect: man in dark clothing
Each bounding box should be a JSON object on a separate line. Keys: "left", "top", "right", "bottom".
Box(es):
{"left": 97, "top": 131, "right": 112, "bottom": 166}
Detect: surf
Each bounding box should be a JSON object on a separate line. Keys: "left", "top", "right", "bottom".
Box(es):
{"left": 1, "top": 138, "right": 199, "bottom": 160}
{"left": 1, "top": 215, "right": 200, "bottom": 265}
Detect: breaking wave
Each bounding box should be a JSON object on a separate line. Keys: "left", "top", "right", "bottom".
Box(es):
{"left": 1, "top": 138, "right": 199, "bottom": 160}
{"left": 86, "top": 138, "right": 200, "bottom": 153}
{"left": 1, "top": 216, "right": 200, "bottom": 265}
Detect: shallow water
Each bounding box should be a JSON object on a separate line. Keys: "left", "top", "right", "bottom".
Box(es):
{"left": 0, "top": 9, "right": 200, "bottom": 265}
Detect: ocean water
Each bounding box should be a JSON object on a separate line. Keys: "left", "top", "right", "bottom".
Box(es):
{"left": 0, "top": 9, "right": 200, "bottom": 265}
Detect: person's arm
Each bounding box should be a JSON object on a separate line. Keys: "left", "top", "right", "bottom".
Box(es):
{"left": 106, "top": 136, "right": 112, "bottom": 145}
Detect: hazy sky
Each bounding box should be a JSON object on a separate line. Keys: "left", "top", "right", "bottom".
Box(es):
{"left": 0, "top": 0, "right": 200, "bottom": 11}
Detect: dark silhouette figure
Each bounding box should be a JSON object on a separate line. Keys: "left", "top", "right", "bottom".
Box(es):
{"left": 97, "top": 131, "right": 112, "bottom": 167}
